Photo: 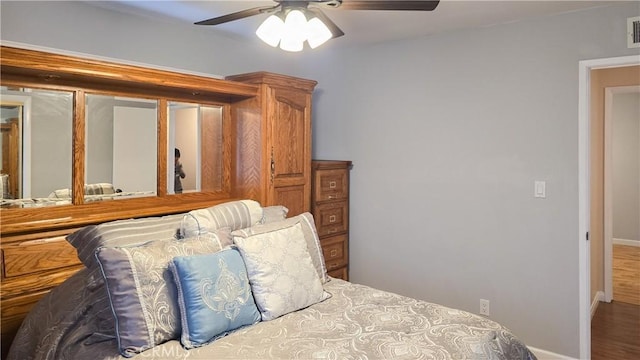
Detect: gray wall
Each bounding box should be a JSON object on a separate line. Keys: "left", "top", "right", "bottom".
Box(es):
{"left": 613, "top": 92, "right": 640, "bottom": 241}
{"left": 86, "top": 96, "right": 115, "bottom": 185}
{"left": 2, "top": 0, "right": 640, "bottom": 357}
{"left": 30, "top": 90, "right": 74, "bottom": 197}
{"left": 300, "top": 3, "right": 640, "bottom": 357}
{"left": 0, "top": 1, "right": 304, "bottom": 77}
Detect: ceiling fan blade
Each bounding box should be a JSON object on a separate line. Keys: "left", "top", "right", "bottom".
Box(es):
{"left": 195, "top": 5, "right": 279, "bottom": 26}
{"left": 338, "top": 1, "right": 439, "bottom": 11}
{"left": 306, "top": 7, "right": 345, "bottom": 38}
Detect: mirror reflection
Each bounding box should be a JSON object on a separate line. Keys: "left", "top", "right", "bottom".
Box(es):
{"left": 168, "top": 102, "right": 223, "bottom": 194}
{"left": 85, "top": 94, "right": 158, "bottom": 202}
{"left": 1, "top": 87, "right": 73, "bottom": 208}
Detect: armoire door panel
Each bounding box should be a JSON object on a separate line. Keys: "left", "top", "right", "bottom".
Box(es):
{"left": 273, "top": 185, "right": 306, "bottom": 216}
{"left": 271, "top": 90, "right": 308, "bottom": 180}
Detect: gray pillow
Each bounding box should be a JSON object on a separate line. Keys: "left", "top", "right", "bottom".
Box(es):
{"left": 95, "top": 230, "right": 230, "bottom": 357}
{"left": 261, "top": 205, "right": 289, "bottom": 223}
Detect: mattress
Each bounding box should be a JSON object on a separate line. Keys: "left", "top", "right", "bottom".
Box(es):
{"left": 9, "top": 269, "right": 536, "bottom": 360}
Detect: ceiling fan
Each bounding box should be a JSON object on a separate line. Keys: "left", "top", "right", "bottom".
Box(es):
{"left": 195, "top": 1, "right": 440, "bottom": 51}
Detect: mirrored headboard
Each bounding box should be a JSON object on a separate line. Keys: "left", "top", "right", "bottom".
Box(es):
{"left": 0, "top": 45, "right": 258, "bottom": 230}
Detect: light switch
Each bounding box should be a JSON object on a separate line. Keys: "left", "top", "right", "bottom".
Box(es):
{"left": 534, "top": 181, "right": 546, "bottom": 198}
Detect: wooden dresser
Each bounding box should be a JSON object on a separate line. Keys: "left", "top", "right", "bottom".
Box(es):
{"left": 311, "top": 160, "right": 352, "bottom": 281}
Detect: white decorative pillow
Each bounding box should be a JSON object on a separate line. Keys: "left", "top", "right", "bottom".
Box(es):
{"left": 233, "top": 222, "right": 329, "bottom": 321}
{"left": 232, "top": 212, "right": 328, "bottom": 283}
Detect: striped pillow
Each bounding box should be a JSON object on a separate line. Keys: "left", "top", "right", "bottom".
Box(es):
{"left": 84, "top": 183, "right": 116, "bottom": 195}
{"left": 180, "top": 200, "right": 263, "bottom": 238}
{"left": 67, "top": 213, "right": 184, "bottom": 272}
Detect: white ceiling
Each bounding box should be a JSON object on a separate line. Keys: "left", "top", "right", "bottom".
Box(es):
{"left": 86, "top": 0, "right": 621, "bottom": 47}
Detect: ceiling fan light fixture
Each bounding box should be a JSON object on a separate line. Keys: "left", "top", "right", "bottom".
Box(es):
{"left": 256, "top": 14, "right": 285, "bottom": 47}
{"left": 255, "top": 6, "right": 337, "bottom": 51}
{"left": 279, "top": 32, "right": 305, "bottom": 52}
{"left": 279, "top": 9, "right": 307, "bottom": 52}
{"left": 306, "top": 17, "right": 332, "bottom": 49}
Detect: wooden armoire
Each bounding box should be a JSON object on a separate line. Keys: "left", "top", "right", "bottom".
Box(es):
{"left": 228, "top": 72, "right": 316, "bottom": 216}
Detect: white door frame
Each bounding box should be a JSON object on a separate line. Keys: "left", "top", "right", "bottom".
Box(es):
{"left": 578, "top": 54, "right": 640, "bottom": 360}
{"left": 604, "top": 85, "right": 640, "bottom": 302}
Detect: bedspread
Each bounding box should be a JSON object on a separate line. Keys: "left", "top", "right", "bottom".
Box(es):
{"left": 9, "top": 268, "right": 535, "bottom": 360}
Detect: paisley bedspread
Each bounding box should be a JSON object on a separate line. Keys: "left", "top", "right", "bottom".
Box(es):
{"left": 9, "top": 270, "right": 536, "bottom": 360}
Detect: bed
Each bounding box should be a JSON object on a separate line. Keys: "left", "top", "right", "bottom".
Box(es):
{"left": 7, "top": 200, "right": 536, "bottom": 360}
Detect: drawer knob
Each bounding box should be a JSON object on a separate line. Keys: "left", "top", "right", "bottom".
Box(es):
{"left": 328, "top": 228, "right": 337, "bottom": 234}
{"left": 329, "top": 215, "right": 336, "bottom": 223}
{"left": 330, "top": 249, "right": 338, "bottom": 257}
{"left": 329, "top": 181, "right": 337, "bottom": 189}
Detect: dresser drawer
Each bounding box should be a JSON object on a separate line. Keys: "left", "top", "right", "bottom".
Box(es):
{"left": 321, "top": 234, "right": 348, "bottom": 271}
{"left": 313, "top": 169, "right": 348, "bottom": 202}
{"left": 2, "top": 236, "right": 81, "bottom": 278}
{"left": 314, "top": 201, "right": 348, "bottom": 237}
{"left": 327, "top": 267, "right": 348, "bottom": 281}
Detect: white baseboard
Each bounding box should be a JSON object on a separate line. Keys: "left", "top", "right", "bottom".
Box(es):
{"left": 528, "top": 346, "right": 577, "bottom": 360}
{"left": 613, "top": 238, "right": 640, "bottom": 247}
{"left": 591, "top": 291, "right": 605, "bottom": 318}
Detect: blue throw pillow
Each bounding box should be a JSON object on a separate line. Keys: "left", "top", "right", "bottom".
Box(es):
{"left": 170, "top": 248, "right": 261, "bottom": 349}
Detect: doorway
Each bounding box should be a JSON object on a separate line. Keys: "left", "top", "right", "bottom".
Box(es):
{"left": 579, "top": 56, "right": 640, "bottom": 359}
{"left": 604, "top": 85, "right": 640, "bottom": 305}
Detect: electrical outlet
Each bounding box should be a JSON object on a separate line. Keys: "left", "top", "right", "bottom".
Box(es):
{"left": 480, "top": 299, "right": 490, "bottom": 316}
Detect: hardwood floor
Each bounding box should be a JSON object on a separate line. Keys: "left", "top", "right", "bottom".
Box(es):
{"left": 613, "top": 244, "right": 640, "bottom": 305}
{"left": 591, "top": 301, "right": 640, "bottom": 360}
{"left": 591, "top": 244, "right": 640, "bottom": 360}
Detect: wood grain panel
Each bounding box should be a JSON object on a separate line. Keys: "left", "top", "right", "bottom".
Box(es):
{"left": 1, "top": 46, "right": 258, "bottom": 101}
{"left": 157, "top": 98, "right": 168, "bottom": 196}
{"left": 314, "top": 169, "right": 348, "bottom": 202}
{"left": 3, "top": 237, "right": 81, "bottom": 277}
{"left": 613, "top": 244, "right": 640, "bottom": 305}
{"left": 232, "top": 98, "right": 264, "bottom": 203}
{"left": 201, "top": 106, "right": 223, "bottom": 192}
{"left": 271, "top": 89, "right": 307, "bottom": 179}
{"left": 327, "top": 267, "right": 348, "bottom": 281}
{"left": 321, "top": 234, "right": 348, "bottom": 271}
{"left": 73, "top": 90, "right": 86, "bottom": 205}
{"left": 1, "top": 266, "right": 82, "bottom": 298}
{"left": 226, "top": 71, "right": 317, "bottom": 92}
{"left": 314, "top": 201, "right": 348, "bottom": 237}
{"left": 274, "top": 185, "right": 306, "bottom": 217}
{"left": 0, "top": 196, "right": 238, "bottom": 236}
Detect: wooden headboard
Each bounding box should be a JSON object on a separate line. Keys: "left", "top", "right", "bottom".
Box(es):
{"left": 0, "top": 46, "right": 316, "bottom": 358}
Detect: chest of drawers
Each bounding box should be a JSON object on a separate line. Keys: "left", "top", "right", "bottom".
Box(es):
{"left": 311, "top": 160, "right": 352, "bottom": 281}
